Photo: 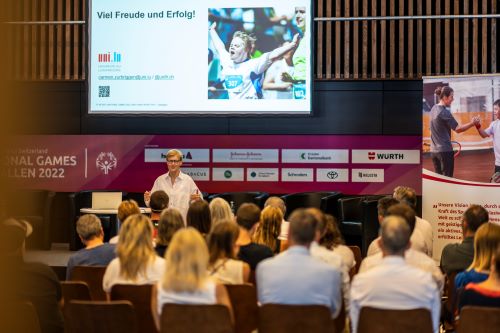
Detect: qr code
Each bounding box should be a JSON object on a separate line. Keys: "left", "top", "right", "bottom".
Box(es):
{"left": 99, "top": 86, "right": 110, "bottom": 97}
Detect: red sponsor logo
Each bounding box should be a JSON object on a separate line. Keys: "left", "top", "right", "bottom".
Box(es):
{"left": 368, "top": 152, "right": 376, "bottom": 160}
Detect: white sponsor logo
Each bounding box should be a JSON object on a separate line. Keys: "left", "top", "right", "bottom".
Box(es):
{"left": 282, "top": 149, "right": 349, "bottom": 163}
{"left": 281, "top": 168, "right": 313, "bottom": 182}
{"left": 351, "top": 150, "right": 420, "bottom": 164}
{"left": 316, "top": 169, "right": 349, "bottom": 182}
{"left": 212, "top": 149, "right": 278, "bottom": 163}
{"left": 247, "top": 168, "right": 279, "bottom": 182}
{"left": 144, "top": 149, "right": 210, "bottom": 163}
{"left": 182, "top": 168, "right": 210, "bottom": 181}
{"left": 96, "top": 152, "right": 117, "bottom": 175}
{"left": 351, "top": 169, "right": 384, "bottom": 182}
{"left": 212, "top": 168, "right": 244, "bottom": 181}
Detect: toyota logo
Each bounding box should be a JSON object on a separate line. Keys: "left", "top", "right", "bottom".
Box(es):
{"left": 327, "top": 171, "right": 338, "bottom": 179}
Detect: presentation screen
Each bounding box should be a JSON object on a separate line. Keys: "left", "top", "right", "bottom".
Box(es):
{"left": 88, "top": 0, "right": 313, "bottom": 115}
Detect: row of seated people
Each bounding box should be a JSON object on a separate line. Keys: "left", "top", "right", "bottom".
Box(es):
{"left": 2, "top": 187, "right": 500, "bottom": 333}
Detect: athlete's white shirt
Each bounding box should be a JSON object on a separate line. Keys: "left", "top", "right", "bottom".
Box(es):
{"left": 219, "top": 52, "right": 272, "bottom": 99}
{"left": 485, "top": 119, "right": 500, "bottom": 166}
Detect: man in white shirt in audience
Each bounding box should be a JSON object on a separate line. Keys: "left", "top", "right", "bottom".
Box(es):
{"left": 350, "top": 215, "right": 440, "bottom": 333}
{"left": 256, "top": 209, "right": 342, "bottom": 318}
{"left": 360, "top": 204, "right": 444, "bottom": 291}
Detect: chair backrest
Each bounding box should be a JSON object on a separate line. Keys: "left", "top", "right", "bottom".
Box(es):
{"left": 66, "top": 300, "right": 138, "bottom": 333}
{"left": 61, "top": 281, "right": 91, "bottom": 305}
{"left": 70, "top": 266, "right": 107, "bottom": 301}
{"left": 458, "top": 306, "right": 500, "bottom": 333}
{"left": 208, "top": 192, "right": 269, "bottom": 211}
{"left": 338, "top": 196, "right": 365, "bottom": 222}
{"left": 347, "top": 245, "right": 362, "bottom": 279}
{"left": 110, "top": 284, "right": 157, "bottom": 333}
{"left": 258, "top": 304, "right": 333, "bottom": 333}
{"left": 333, "top": 293, "right": 346, "bottom": 333}
{"left": 357, "top": 307, "right": 433, "bottom": 333}
{"left": 0, "top": 301, "right": 41, "bottom": 333}
{"left": 161, "top": 304, "right": 233, "bottom": 333}
{"left": 281, "top": 192, "right": 342, "bottom": 219}
{"left": 224, "top": 284, "right": 258, "bottom": 333}
{"left": 361, "top": 198, "right": 381, "bottom": 256}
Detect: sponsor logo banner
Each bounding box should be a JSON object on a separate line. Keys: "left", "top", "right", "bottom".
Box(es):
{"left": 282, "top": 168, "right": 313, "bottom": 182}
{"left": 247, "top": 168, "right": 279, "bottom": 182}
{"left": 282, "top": 149, "right": 349, "bottom": 163}
{"left": 352, "top": 150, "right": 420, "bottom": 164}
{"left": 351, "top": 169, "right": 384, "bottom": 182}
{"left": 212, "top": 149, "right": 279, "bottom": 163}
{"left": 182, "top": 168, "right": 210, "bottom": 181}
{"left": 316, "top": 168, "right": 349, "bottom": 182}
{"left": 212, "top": 168, "right": 244, "bottom": 181}
{"left": 144, "top": 148, "right": 210, "bottom": 163}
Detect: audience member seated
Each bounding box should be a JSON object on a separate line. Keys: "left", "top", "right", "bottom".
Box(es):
{"left": 152, "top": 228, "right": 233, "bottom": 329}
{"left": 360, "top": 204, "right": 444, "bottom": 291}
{"left": 207, "top": 221, "right": 250, "bottom": 284}
{"left": 109, "top": 200, "right": 141, "bottom": 244}
{"left": 367, "top": 199, "right": 428, "bottom": 257}
{"left": 441, "top": 204, "right": 489, "bottom": 275}
{"left": 455, "top": 223, "right": 500, "bottom": 291}
{"left": 187, "top": 200, "right": 211, "bottom": 235}
{"left": 459, "top": 246, "right": 500, "bottom": 311}
{"left": 393, "top": 186, "right": 433, "bottom": 257}
{"left": 256, "top": 209, "right": 342, "bottom": 318}
{"left": 350, "top": 216, "right": 440, "bottom": 333}
{"left": 264, "top": 196, "right": 289, "bottom": 250}
{"left": 320, "top": 214, "right": 356, "bottom": 273}
{"left": 103, "top": 214, "right": 165, "bottom": 293}
{"left": 235, "top": 203, "right": 274, "bottom": 271}
{"left": 0, "top": 219, "right": 64, "bottom": 333}
{"left": 253, "top": 206, "right": 282, "bottom": 254}
{"left": 66, "top": 214, "right": 116, "bottom": 280}
{"left": 209, "top": 198, "right": 233, "bottom": 228}
{"left": 155, "top": 208, "right": 184, "bottom": 258}
{"left": 149, "top": 190, "right": 170, "bottom": 226}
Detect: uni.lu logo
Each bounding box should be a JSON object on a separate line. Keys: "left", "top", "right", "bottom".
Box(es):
{"left": 368, "top": 152, "right": 376, "bottom": 160}
{"left": 98, "top": 52, "right": 122, "bottom": 62}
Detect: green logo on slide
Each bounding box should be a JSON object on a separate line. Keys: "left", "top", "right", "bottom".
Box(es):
{"left": 224, "top": 170, "right": 232, "bottom": 179}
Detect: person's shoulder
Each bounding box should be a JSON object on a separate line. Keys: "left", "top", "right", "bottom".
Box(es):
{"left": 441, "top": 242, "right": 460, "bottom": 255}
{"left": 22, "top": 261, "right": 59, "bottom": 280}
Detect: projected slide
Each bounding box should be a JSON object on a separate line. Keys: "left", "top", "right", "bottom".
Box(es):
{"left": 89, "top": 0, "right": 312, "bottom": 114}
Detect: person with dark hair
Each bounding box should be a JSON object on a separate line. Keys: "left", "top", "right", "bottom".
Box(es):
{"left": 440, "top": 204, "right": 489, "bottom": 274}
{"left": 474, "top": 99, "right": 500, "bottom": 175}
{"left": 320, "top": 214, "right": 355, "bottom": 272}
{"left": 365, "top": 197, "right": 399, "bottom": 256}
{"left": 66, "top": 214, "right": 116, "bottom": 279}
{"left": 430, "top": 85, "right": 479, "bottom": 177}
{"left": 350, "top": 216, "right": 441, "bottom": 333}
{"left": 0, "top": 219, "right": 64, "bottom": 333}
{"left": 186, "top": 200, "right": 211, "bottom": 235}
{"left": 149, "top": 190, "right": 169, "bottom": 225}
{"left": 256, "top": 209, "right": 342, "bottom": 318}
{"left": 207, "top": 221, "right": 250, "bottom": 284}
{"left": 235, "top": 203, "right": 273, "bottom": 271}
{"left": 155, "top": 208, "right": 184, "bottom": 258}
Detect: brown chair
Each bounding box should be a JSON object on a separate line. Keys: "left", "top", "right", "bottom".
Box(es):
{"left": 442, "top": 271, "right": 459, "bottom": 330}
{"left": 258, "top": 304, "right": 333, "bottom": 333}
{"left": 347, "top": 245, "right": 362, "bottom": 279}
{"left": 161, "top": 304, "right": 233, "bottom": 333}
{"left": 111, "top": 284, "right": 157, "bottom": 333}
{"left": 61, "top": 281, "right": 91, "bottom": 305}
{"left": 225, "top": 284, "right": 258, "bottom": 333}
{"left": 333, "top": 293, "right": 346, "bottom": 333}
{"left": 357, "top": 307, "right": 433, "bottom": 333}
{"left": 65, "top": 300, "right": 138, "bottom": 333}
{"left": 457, "top": 306, "right": 500, "bottom": 333}
{"left": 70, "top": 266, "right": 107, "bottom": 301}
{"left": 0, "top": 301, "right": 41, "bottom": 333}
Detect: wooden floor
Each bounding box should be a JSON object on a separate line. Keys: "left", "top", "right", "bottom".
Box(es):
{"left": 423, "top": 149, "right": 495, "bottom": 182}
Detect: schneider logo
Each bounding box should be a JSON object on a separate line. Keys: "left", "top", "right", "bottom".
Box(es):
{"left": 224, "top": 170, "right": 232, "bottom": 179}
{"left": 368, "top": 152, "right": 405, "bottom": 160}
{"left": 327, "top": 171, "right": 338, "bottom": 179}
{"left": 98, "top": 52, "right": 122, "bottom": 63}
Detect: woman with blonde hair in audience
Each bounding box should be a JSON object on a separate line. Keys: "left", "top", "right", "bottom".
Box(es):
{"left": 102, "top": 214, "right": 164, "bottom": 293}
{"left": 155, "top": 208, "right": 184, "bottom": 258}
{"left": 153, "top": 228, "right": 233, "bottom": 329}
{"left": 320, "top": 214, "right": 356, "bottom": 272}
{"left": 187, "top": 200, "right": 212, "bottom": 236}
{"left": 208, "top": 221, "right": 250, "bottom": 284}
{"left": 459, "top": 245, "right": 500, "bottom": 310}
{"left": 109, "top": 199, "right": 141, "bottom": 244}
{"left": 253, "top": 205, "right": 282, "bottom": 253}
{"left": 209, "top": 198, "right": 233, "bottom": 227}
{"left": 455, "top": 223, "right": 500, "bottom": 290}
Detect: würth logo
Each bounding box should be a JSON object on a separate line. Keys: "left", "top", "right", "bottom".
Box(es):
{"left": 368, "top": 152, "right": 375, "bottom": 160}
{"left": 376, "top": 153, "right": 405, "bottom": 160}
{"left": 98, "top": 52, "right": 122, "bottom": 63}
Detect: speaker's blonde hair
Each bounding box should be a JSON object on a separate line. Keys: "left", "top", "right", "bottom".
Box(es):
{"left": 116, "top": 214, "right": 155, "bottom": 281}
{"left": 162, "top": 228, "right": 209, "bottom": 292}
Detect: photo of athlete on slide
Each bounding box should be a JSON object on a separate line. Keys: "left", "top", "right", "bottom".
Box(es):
{"left": 208, "top": 21, "right": 301, "bottom": 99}
{"left": 474, "top": 99, "right": 500, "bottom": 176}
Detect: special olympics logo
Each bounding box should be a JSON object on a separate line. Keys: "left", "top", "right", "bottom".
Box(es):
{"left": 96, "top": 152, "right": 117, "bottom": 175}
